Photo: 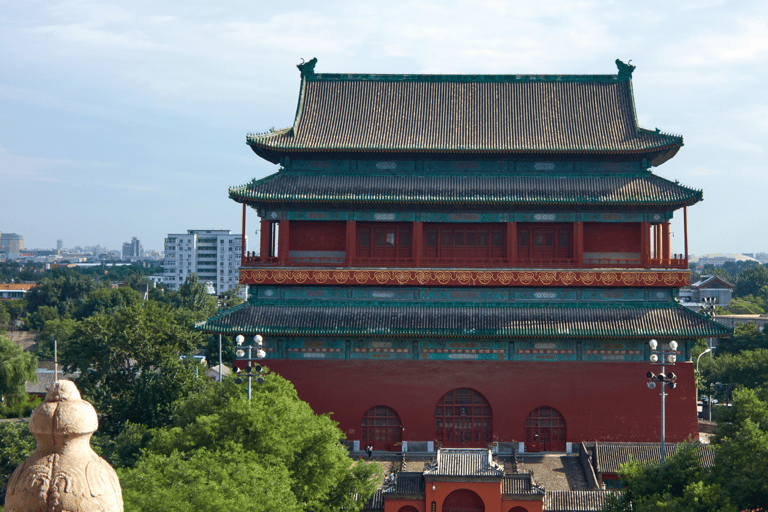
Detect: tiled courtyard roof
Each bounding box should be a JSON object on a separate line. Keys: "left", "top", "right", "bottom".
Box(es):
{"left": 230, "top": 173, "right": 701, "bottom": 208}
{"left": 196, "top": 302, "right": 731, "bottom": 339}
{"left": 545, "top": 490, "right": 615, "bottom": 511}
{"left": 247, "top": 66, "right": 682, "bottom": 163}
{"left": 594, "top": 442, "right": 715, "bottom": 473}
{"left": 383, "top": 472, "right": 425, "bottom": 495}
{"left": 503, "top": 474, "right": 546, "bottom": 495}
{"left": 424, "top": 449, "right": 504, "bottom": 477}
{"left": 361, "top": 488, "right": 383, "bottom": 511}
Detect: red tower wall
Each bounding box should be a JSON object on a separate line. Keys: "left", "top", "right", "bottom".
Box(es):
{"left": 265, "top": 360, "right": 698, "bottom": 444}
{"left": 289, "top": 221, "right": 346, "bottom": 251}
{"left": 583, "top": 222, "right": 640, "bottom": 253}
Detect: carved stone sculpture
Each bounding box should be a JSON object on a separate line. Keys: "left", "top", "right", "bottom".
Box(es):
{"left": 5, "top": 380, "right": 123, "bottom": 512}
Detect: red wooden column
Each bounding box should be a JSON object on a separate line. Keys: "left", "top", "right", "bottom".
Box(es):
{"left": 277, "top": 219, "right": 290, "bottom": 264}
{"left": 684, "top": 206, "right": 689, "bottom": 265}
{"left": 413, "top": 221, "right": 423, "bottom": 267}
{"left": 661, "top": 222, "right": 671, "bottom": 263}
{"left": 260, "top": 219, "right": 271, "bottom": 263}
{"left": 507, "top": 221, "right": 517, "bottom": 267}
{"left": 574, "top": 221, "right": 583, "bottom": 268}
{"left": 241, "top": 203, "right": 246, "bottom": 264}
{"left": 640, "top": 222, "right": 650, "bottom": 268}
{"left": 345, "top": 219, "right": 356, "bottom": 267}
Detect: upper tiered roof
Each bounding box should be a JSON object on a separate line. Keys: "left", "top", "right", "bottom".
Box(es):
{"left": 247, "top": 59, "right": 683, "bottom": 165}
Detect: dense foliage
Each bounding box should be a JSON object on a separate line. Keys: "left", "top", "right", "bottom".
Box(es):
{"left": 0, "top": 334, "right": 37, "bottom": 405}
{"left": 608, "top": 381, "right": 768, "bottom": 510}
{"left": 0, "top": 267, "right": 381, "bottom": 510}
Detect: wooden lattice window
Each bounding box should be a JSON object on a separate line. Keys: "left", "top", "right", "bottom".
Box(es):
{"left": 435, "top": 388, "right": 492, "bottom": 448}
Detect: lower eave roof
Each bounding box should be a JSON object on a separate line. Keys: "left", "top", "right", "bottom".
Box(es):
{"left": 196, "top": 302, "right": 731, "bottom": 338}
{"left": 230, "top": 173, "right": 701, "bottom": 208}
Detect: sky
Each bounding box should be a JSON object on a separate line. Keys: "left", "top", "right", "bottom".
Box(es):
{"left": 1, "top": 0, "right": 767, "bottom": 255}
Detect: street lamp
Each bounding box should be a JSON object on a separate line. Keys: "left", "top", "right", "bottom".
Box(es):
{"left": 646, "top": 339, "right": 678, "bottom": 462}
{"left": 235, "top": 334, "right": 266, "bottom": 400}
{"left": 695, "top": 347, "right": 713, "bottom": 404}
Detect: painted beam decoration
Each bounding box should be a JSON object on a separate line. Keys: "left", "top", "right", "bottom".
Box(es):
{"left": 240, "top": 268, "right": 690, "bottom": 287}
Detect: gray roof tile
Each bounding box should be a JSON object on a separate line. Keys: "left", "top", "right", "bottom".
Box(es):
{"left": 424, "top": 448, "right": 504, "bottom": 477}
{"left": 248, "top": 73, "right": 682, "bottom": 159}
{"left": 594, "top": 442, "right": 714, "bottom": 473}
{"left": 545, "top": 490, "right": 614, "bottom": 511}
{"left": 230, "top": 173, "right": 701, "bottom": 208}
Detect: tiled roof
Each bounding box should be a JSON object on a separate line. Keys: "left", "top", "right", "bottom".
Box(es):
{"left": 361, "top": 488, "right": 383, "bottom": 511}
{"left": 247, "top": 70, "right": 682, "bottom": 162}
{"left": 0, "top": 283, "right": 36, "bottom": 291}
{"left": 503, "top": 474, "right": 546, "bottom": 495}
{"left": 594, "top": 442, "right": 715, "bottom": 473}
{"left": 383, "top": 472, "right": 425, "bottom": 495}
{"left": 196, "top": 302, "right": 732, "bottom": 339}
{"left": 423, "top": 449, "right": 504, "bottom": 477}
{"left": 545, "top": 490, "right": 614, "bottom": 511}
{"left": 230, "top": 173, "right": 701, "bottom": 208}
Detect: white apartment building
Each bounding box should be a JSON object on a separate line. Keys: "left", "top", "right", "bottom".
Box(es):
{"left": 162, "top": 230, "right": 246, "bottom": 296}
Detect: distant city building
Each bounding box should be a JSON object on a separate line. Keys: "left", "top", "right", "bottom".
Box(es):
{"left": 56, "top": 239, "right": 63, "bottom": 251}
{"left": 690, "top": 253, "right": 759, "bottom": 268}
{"left": 0, "top": 233, "right": 24, "bottom": 254}
{"left": 756, "top": 252, "right": 768, "bottom": 263}
{"left": 121, "top": 237, "right": 143, "bottom": 259}
{"left": 162, "top": 230, "right": 246, "bottom": 295}
{"left": 0, "top": 283, "right": 36, "bottom": 300}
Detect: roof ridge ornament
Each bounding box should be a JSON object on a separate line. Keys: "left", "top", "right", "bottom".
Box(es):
{"left": 615, "top": 59, "right": 636, "bottom": 81}
{"left": 297, "top": 57, "right": 317, "bottom": 77}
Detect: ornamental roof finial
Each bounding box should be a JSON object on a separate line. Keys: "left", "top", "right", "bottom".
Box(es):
{"left": 297, "top": 57, "right": 318, "bottom": 77}
{"left": 615, "top": 59, "right": 636, "bottom": 80}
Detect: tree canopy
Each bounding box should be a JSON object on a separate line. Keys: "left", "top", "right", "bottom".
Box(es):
{"left": 0, "top": 334, "right": 37, "bottom": 404}
{"left": 118, "top": 374, "right": 382, "bottom": 512}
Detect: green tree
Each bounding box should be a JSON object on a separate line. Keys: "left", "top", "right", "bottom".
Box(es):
{"left": 711, "top": 419, "right": 768, "bottom": 510}
{"left": 735, "top": 265, "right": 768, "bottom": 298}
{"left": 71, "top": 286, "right": 143, "bottom": 320}
{"left": 119, "top": 447, "right": 300, "bottom": 512}
{"left": 0, "top": 303, "right": 10, "bottom": 332}
{"left": 34, "top": 317, "right": 78, "bottom": 359}
{"left": 25, "top": 271, "right": 99, "bottom": 316}
{"left": 712, "top": 322, "right": 768, "bottom": 356}
{"left": 0, "top": 421, "right": 35, "bottom": 506}
{"left": 702, "top": 349, "right": 768, "bottom": 396}
{"left": 3, "top": 299, "right": 26, "bottom": 328}
{"left": 23, "top": 305, "right": 60, "bottom": 331}
{"left": 0, "top": 334, "right": 37, "bottom": 405}
{"left": 604, "top": 443, "right": 736, "bottom": 512}
{"left": 718, "top": 297, "right": 764, "bottom": 314}
{"left": 220, "top": 287, "right": 244, "bottom": 310}
{"left": 62, "top": 301, "right": 201, "bottom": 430}
{"left": 143, "top": 375, "right": 382, "bottom": 512}
{"left": 170, "top": 274, "right": 217, "bottom": 320}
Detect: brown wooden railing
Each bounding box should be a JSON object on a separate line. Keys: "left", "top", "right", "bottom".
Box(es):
{"left": 240, "top": 254, "right": 688, "bottom": 270}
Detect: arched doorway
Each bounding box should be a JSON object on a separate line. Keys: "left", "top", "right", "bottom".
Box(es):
{"left": 508, "top": 507, "right": 530, "bottom": 512}
{"left": 361, "top": 405, "right": 402, "bottom": 451}
{"left": 397, "top": 507, "right": 419, "bottom": 512}
{"left": 435, "top": 388, "right": 492, "bottom": 448}
{"left": 443, "top": 488, "right": 485, "bottom": 512}
{"left": 525, "top": 406, "right": 566, "bottom": 452}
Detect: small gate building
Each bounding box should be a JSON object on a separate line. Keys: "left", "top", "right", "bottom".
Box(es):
{"left": 199, "top": 59, "right": 730, "bottom": 453}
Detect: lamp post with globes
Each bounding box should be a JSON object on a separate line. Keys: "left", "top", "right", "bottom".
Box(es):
{"left": 235, "top": 334, "right": 266, "bottom": 400}
{"left": 646, "top": 339, "right": 678, "bottom": 462}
